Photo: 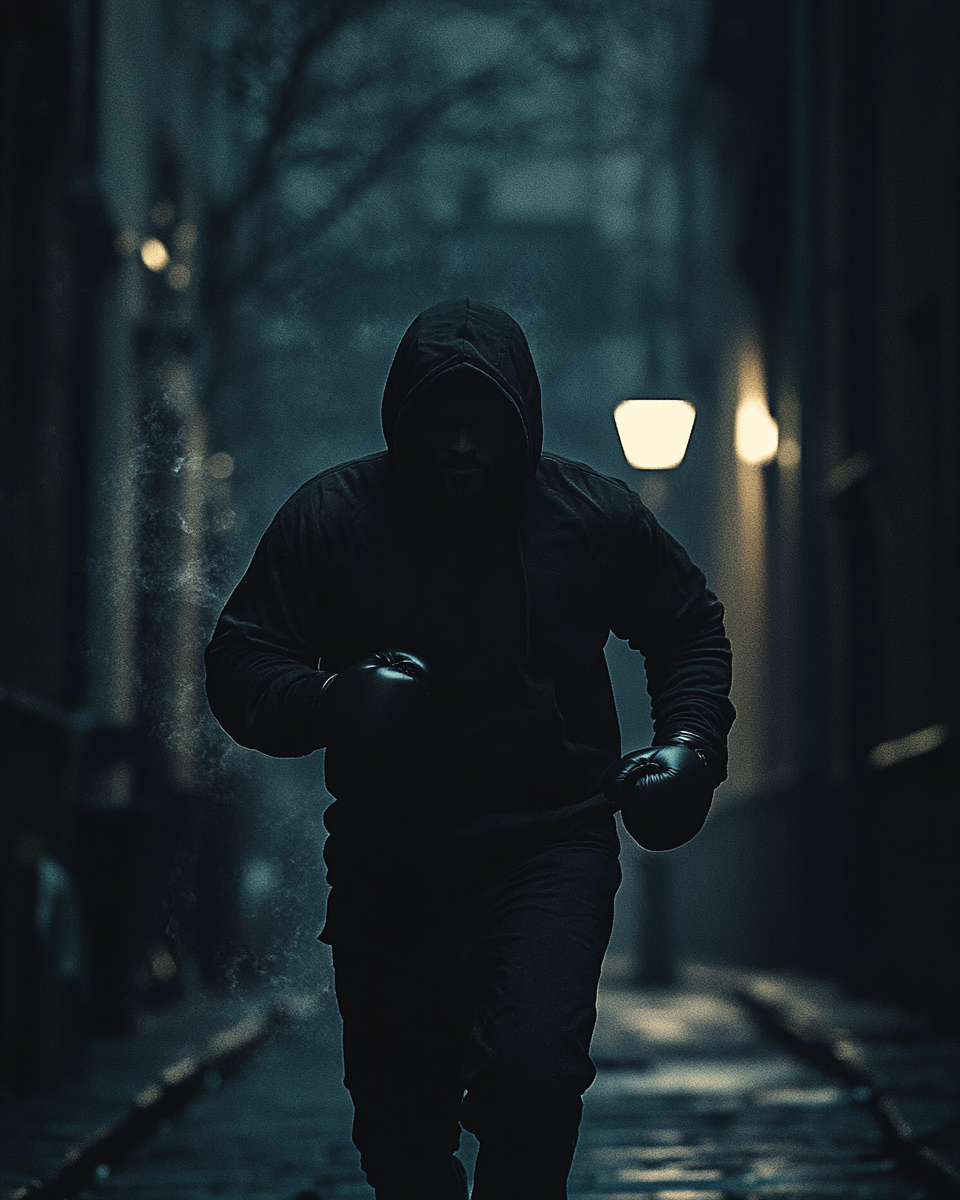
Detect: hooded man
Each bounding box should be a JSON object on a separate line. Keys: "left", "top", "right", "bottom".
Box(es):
{"left": 205, "top": 298, "right": 734, "bottom": 1200}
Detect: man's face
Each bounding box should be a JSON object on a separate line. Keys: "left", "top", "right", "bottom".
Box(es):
{"left": 405, "top": 376, "right": 521, "bottom": 504}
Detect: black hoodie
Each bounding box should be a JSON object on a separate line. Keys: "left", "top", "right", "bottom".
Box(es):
{"left": 205, "top": 298, "right": 734, "bottom": 855}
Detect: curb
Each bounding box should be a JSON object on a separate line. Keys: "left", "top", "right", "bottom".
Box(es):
{"left": 689, "top": 964, "right": 960, "bottom": 1200}
{"left": 9, "top": 998, "right": 303, "bottom": 1200}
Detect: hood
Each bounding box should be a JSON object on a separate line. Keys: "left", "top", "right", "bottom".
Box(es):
{"left": 382, "top": 298, "right": 543, "bottom": 507}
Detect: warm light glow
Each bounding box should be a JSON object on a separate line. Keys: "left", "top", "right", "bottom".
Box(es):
{"left": 152, "top": 198, "right": 176, "bottom": 228}
{"left": 614, "top": 399, "right": 696, "bottom": 470}
{"left": 736, "top": 396, "right": 779, "bottom": 464}
{"left": 168, "top": 263, "right": 191, "bottom": 290}
{"left": 173, "top": 221, "right": 197, "bottom": 252}
{"left": 735, "top": 339, "right": 779, "bottom": 465}
{"left": 114, "top": 229, "right": 137, "bottom": 255}
{"left": 867, "top": 723, "right": 949, "bottom": 771}
{"left": 140, "top": 237, "right": 170, "bottom": 271}
{"left": 206, "top": 451, "right": 234, "bottom": 479}
{"left": 777, "top": 434, "right": 801, "bottom": 468}
{"left": 150, "top": 945, "right": 177, "bottom": 983}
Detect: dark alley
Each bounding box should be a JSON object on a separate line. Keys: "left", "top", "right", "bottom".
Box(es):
{"left": 2, "top": 1, "right": 958, "bottom": 1198}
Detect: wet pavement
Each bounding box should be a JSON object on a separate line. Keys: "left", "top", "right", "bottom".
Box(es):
{"left": 2, "top": 965, "right": 955, "bottom": 1199}
{"left": 577, "top": 982, "right": 933, "bottom": 1198}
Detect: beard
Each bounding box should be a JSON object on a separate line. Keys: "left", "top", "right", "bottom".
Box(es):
{"left": 437, "top": 463, "right": 492, "bottom": 502}
{"left": 396, "top": 434, "right": 526, "bottom": 520}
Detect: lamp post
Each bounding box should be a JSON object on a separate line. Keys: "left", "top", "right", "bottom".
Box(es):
{"left": 614, "top": 398, "right": 696, "bottom": 987}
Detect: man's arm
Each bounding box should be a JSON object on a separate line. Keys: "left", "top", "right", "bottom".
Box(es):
{"left": 204, "top": 498, "right": 331, "bottom": 758}
{"left": 205, "top": 490, "right": 432, "bottom": 758}
{"left": 640, "top": 590, "right": 733, "bottom": 785}
{"left": 611, "top": 492, "right": 735, "bottom": 783}
{"left": 605, "top": 493, "right": 734, "bottom": 849}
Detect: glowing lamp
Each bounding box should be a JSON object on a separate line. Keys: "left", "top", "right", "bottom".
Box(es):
{"left": 614, "top": 399, "right": 696, "bottom": 470}
{"left": 140, "top": 237, "right": 170, "bottom": 272}
{"left": 736, "top": 396, "right": 779, "bottom": 465}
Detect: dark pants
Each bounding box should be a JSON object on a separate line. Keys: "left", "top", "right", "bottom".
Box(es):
{"left": 331, "top": 819, "right": 621, "bottom": 1200}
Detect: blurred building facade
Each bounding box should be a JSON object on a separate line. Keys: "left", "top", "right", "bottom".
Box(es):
{"left": 675, "top": 0, "right": 959, "bottom": 1029}
{"left": 1, "top": 0, "right": 215, "bottom": 1090}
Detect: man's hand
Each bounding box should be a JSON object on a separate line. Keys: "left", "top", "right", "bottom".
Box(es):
{"left": 319, "top": 649, "right": 432, "bottom": 746}
{"left": 603, "top": 740, "right": 715, "bottom": 851}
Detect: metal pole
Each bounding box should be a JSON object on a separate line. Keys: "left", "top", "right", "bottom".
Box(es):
{"left": 636, "top": 853, "right": 675, "bottom": 987}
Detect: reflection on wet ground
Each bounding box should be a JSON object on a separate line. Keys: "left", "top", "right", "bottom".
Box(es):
{"left": 44, "top": 983, "right": 930, "bottom": 1198}
{"left": 572, "top": 986, "right": 926, "bottom": 1198}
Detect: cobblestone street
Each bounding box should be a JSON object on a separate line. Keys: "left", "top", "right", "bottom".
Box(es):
{"left": 8, "top": 967, "right": 950, "bottom": 1200}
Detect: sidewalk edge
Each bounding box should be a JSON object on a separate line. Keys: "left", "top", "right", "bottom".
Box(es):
{"left": 689, "top": 963, "right": 960, "bottom": 1200}
{"left": 9, "top": 996, "right": 299, "bottom": 1200}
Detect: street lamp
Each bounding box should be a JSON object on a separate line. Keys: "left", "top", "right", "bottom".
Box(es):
{"left": 614, "top": 398, "right": 696, "bottom": 470}
{"left": 613, "top": 397, "right": 696, "bottom": 987}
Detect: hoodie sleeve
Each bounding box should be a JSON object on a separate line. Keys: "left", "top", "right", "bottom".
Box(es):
{"left": 610, "top": 493, "right": 735, "bottom": 782}
{"left": 204, "top": 489, "right": 332, "bottom": 757}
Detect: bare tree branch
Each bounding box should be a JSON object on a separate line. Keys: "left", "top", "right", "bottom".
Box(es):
{"left": 228, "top": 61, "right": 512, "bottom": 299}
{"left": 221, "top": 1, "right": 386, "bottom": 222}
{"left": 200, "top": 0, "right": 701, "bottom": 428}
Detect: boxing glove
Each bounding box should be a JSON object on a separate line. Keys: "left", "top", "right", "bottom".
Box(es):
{"left": 603, "top": 736, "right": 716, "bottom": 851}
{"left": 319, "top": 649, "right": 432, "bottom": 746}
